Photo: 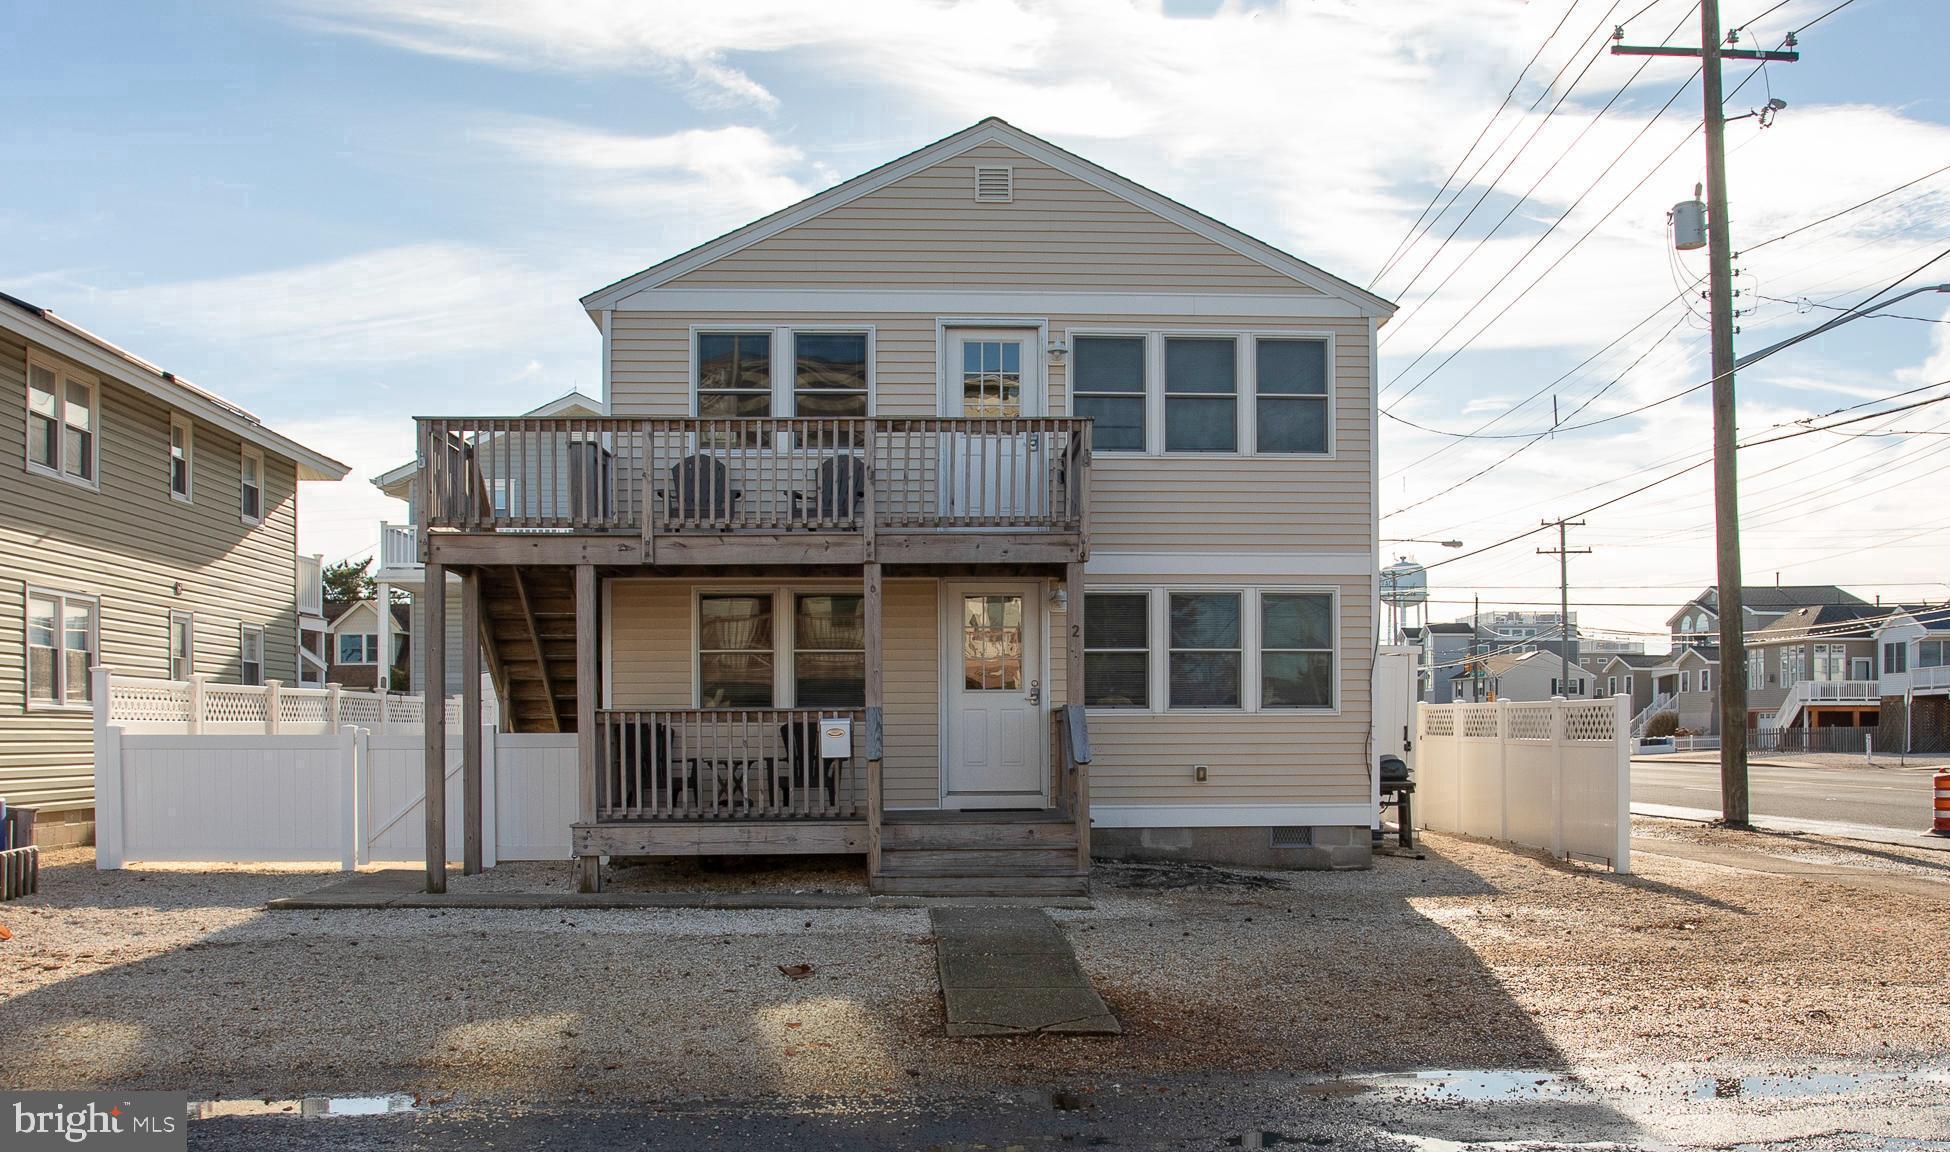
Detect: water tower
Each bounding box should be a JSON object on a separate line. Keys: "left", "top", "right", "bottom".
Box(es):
{"left": 1381, "top": 558, "right": 1429, "bottom": 644}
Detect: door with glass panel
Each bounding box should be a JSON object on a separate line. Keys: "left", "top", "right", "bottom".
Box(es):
{"left": 943, "top": 329, "right": 1044, "bottom": 523}
{"left": 944, "top": 584, "right": 1046, "bottom": 807}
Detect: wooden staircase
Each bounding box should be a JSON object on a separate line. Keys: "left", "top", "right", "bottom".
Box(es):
{"left": 875, "top": 810, "right": 1089, "bottom": 897}
{"left": 475, "top": 565, "right": 578, "bottom": 733}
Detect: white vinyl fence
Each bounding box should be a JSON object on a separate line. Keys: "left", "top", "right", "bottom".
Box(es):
{"left": 1415, "top": 695, "right": 1632, "bottom": 873}
{"left": 95, "top": 670, "right": 572, "bottom": 870}
{"left": 104, "top": 671, "right": 496, "bottom": 735}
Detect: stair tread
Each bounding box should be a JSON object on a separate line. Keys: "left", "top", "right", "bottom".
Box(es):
{"left": 875, "top": 863, "right": 1089, "bottom": 879}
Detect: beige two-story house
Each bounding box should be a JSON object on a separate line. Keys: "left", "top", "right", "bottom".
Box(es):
{"left": 0, "top": 293, "right": 347, "bottom": 842}
{"left": 407, "top": 119, "right": 1395, "bottom": 895}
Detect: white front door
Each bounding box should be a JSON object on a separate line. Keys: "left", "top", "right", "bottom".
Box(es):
{"left": 943, "top": 328, "right": 1045, "bottom": 521}
{"left": 943, "top": 582, "right": 1047, "bottom": 808}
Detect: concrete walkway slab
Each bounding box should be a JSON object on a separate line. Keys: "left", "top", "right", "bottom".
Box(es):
{"left": 930, "top": 906, "right": 1120, "bottom": 1037}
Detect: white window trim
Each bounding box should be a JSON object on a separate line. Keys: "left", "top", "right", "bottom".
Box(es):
{"left": 788, "top": 588, "right": 867, "bottom": 709}
{"left": 240, "top": 445, "right": 265, "bottom": 526}
{"left": 1700, "top": 669, "right": 1711, "bottom": 693}
{"left": 24, "top": 353, "right": 101, "bottom": 492}
{"left": 1081, "top": 587, "right": 1153, "bottom": 709}
{"left": 169, "top": 413, "right": 194, "bottom": 503}
{"left": 1607, "top": 676, "right": 1618, "bottom": 696}
{"left": 1063, "top": 328, "right": 1337, "bottom": 459}
{"left": 337, "top": 631, "right": 381, "bottom": 666}
{"left": 239, "top": 622, "right": 266, "bottom": 686}
{"left": 687, "top": 325, "right": 877, "bottom": 418}
{"left": 25, "top": 586, "right": 99, "bottom": 711}
{"left": 169, "top": 610, "right": 195, "bottom": 680}
{"left": 1164, "top": 587, "right": 1248, "bottom": 712}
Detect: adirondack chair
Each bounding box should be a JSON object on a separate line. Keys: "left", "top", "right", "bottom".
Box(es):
{"left": 661, "top": 454, "right": 741, "bottom": 525}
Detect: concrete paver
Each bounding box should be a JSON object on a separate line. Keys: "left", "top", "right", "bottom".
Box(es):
{"left": 930, "top": 906, "right": 1120, "bottom": 1037}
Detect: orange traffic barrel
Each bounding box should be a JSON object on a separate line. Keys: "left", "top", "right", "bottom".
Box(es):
{"left": 1936, "top": 771, "right": 1950, "bottom": 836}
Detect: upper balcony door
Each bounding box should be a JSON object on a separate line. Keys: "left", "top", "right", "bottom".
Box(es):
{"left": 943, "top": 328, "right": 1047, "bottom": 522}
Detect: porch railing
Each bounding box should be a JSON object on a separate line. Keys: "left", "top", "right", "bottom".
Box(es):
{"left": 297, "top": 554, "right": 324, "bottom": 618}
{"left": 378, "top": 521, "right": 420, "bottom": 571}
{"left": 417, "top": 417, "right": 1090, "bottom": 539}
{"left": 594, "top": 708, "right": 866, "bottom": 821}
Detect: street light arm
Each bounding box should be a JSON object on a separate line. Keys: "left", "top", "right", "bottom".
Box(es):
{"left": 1732, "top": 284, "right": 1950, "bottom": 370}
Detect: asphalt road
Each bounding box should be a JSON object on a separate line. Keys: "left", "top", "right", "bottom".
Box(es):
{"left": 1631, "top": 756, "right": 1939, "bottom": 831}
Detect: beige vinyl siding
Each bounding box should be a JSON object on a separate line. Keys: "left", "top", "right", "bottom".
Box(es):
{"left": 610, "top": 311, "right": 1373, "bottom": 552}
{"left": 665, "top": 143, "right": 1318, "bottom": 293}
{"left": 0, "top": 328, "right": 303, "bottom": 810}
{"left": 1056, "top": 573, "right": 1374, "bottom": 808}
{"left": 605, "top": 577, "right": 942, "bottom": 805}
{"left": 407, "top": 576, "right": 464, "bottom": 695}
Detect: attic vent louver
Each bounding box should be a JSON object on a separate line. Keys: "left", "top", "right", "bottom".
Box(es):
{"left": 974, "top": 166, "right": 1013, "bottom": 203}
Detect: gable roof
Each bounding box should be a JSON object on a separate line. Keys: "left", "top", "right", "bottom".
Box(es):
{"left": 1671, "top": 585, "right": 1866, "bottom": 626}
{"left": 578, "top": 118, "right": 1397, "bottom": 320}
{"left": 1, "top": 291, "right": 349, "bottom": 481}
{"left": 1602, "top": 653, "right": 1667, "bottom": 670}
{"left": 1752, "top": 603, "right": 1893, "bottom": 643}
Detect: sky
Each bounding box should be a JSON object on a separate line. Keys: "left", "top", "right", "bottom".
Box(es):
{"left": 5, "top": 0, "right": 1948, "bottom": 651}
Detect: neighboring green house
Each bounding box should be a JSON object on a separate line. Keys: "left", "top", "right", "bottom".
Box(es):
{"left": 0, "top": 292, "right": 347, "bottom": 843}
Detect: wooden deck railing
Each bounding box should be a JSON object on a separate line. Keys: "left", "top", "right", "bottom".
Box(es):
{"left": 594, "top": 708, "right": 865, "bottom": 821}
{"left": 417, "top": 417, "right": 1089, "bottom": 539}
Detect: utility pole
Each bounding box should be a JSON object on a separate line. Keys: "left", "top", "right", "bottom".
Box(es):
{"left": 1472, "top": 593, "right": 1482, "bottom": 702}
{"left": 1614, "top": 3, "right": 1797, "bottom": 825}
{"left": 1538, "top": 519, "right": 1590, "bottom": 694}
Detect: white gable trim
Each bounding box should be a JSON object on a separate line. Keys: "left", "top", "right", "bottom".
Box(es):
{"left": 615, "top": 287, "right": 1367, "bottom": 319}
{"left": 579, "top": 119, "right": 1396, "bottom": 319}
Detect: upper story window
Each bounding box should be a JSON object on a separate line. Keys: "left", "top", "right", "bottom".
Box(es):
{"left": 1254, "top": 338, "right": 1329, "bottom": 455}
{"left": 1163, "top": 338, "right": 1237, "bottom": 453}
{"left": 1884, "top": 641, "right": 1908, "bottom": 674}
{"left": 1699, "top": 669, "right": 1711, "bottom": 693}
{"left": 1920, "top": 639, "right": 1948, "bottom": 668}
{"left": 1071, "top": 337, "right": 1146, "bottom": 452}
{"left": 697, "top": 332, "right": 774, "bottom": 418}
{"left": 240, "top": 447, "right": 264, "bottom": 524}
{"left": 240, "top": 624, "right": 265, "bottom": 686}
{"left": 169, "top": 414, "right": 193, "bottom": 501}
{"left": 26, "top": 356, "right": 97, "bottom": 488}
{"left": 27, "top": 588, "right": 96, "bottom": 709}
{"left": 337, "top": 633, "right": 380, "bottom": 665}
{"left": 793, "top": 334, "right": 868, "bottom": 420}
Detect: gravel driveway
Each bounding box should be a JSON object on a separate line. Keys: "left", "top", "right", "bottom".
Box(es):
{"left": 1, "top": 821, "right": 1945, "bottom": 1106}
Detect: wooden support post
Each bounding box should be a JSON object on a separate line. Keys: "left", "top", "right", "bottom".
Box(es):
{"left": 575, "top": 563, "right": 602, "bottom": 893}
{"left": 461, "top": 569, "right": 483, "bottom": 876}
{"left": 863, "top": 561, "right": 884, "bottom": 880}
{"left": 1064, "top": 561, "right": 1089, "bottom": 870}
{"left": 423, "top": 561, "right": 448, "bottom": 894}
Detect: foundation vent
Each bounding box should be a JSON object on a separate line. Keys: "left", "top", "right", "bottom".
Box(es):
{"left": 1268, "top": 826, "right": 1313, "bottom": 850}
{"left": 974, "top": 165, "right": 1014, "bottom": 203}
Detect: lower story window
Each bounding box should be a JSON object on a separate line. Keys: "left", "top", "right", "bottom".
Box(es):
{"left": 240, "top": 624, "right": 265, "bottom": 686}
{"left": 169, "top": 612, "right": 195, "bottom": 680}
{"left": 1168, "top": 592, "right": 1241, "bottom": 708}
{"left": 27, "top": 588, "right": 96, "bottom": 707}
{"left": 793, "top": 593, "right": 864, "bottom": 707}
{"left": 1259, "top": 592, "right": 1334, "bottom": 708}
{"left": 700, "top": 594, "right": 774, "bottom": 706}
{"left": 1084, "top": 592, "right": 1149, "bottom": 708}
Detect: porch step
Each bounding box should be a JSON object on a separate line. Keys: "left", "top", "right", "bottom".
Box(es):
{"left": 880, "top": 819, "right": 1077, "bottom": 851}
{"left": 872, "top": 872, "right": 1090, "bottom": 898}
{"left": 876, "top": 847, "right": 1080, "bottom": 873}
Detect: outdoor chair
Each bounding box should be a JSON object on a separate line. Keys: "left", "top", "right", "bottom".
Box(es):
{"left": 608, "top": 721, "right": 675, "bottom": 813}
{"left": 776, "top": 718, "right": 843, "bottom": 811}
{"left": 661, "top": 454, "right": 741, "bottom": 525}
{"left": 788, "top": 454, "right": 866, "bottom": 526}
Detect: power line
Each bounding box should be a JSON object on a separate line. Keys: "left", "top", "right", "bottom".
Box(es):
{"left": 1792, "top": 0, "right": 1862, "bottom": 35}
{"left": 1741, "top": 162, "right": 1950, "bottom": 256}
{"left": 1368, "top": 0, "right": 1589, "bottom": 288}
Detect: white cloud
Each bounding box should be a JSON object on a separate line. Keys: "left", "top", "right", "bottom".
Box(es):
{"left": 479, "top": 118, "right": 810, "bottom": 220}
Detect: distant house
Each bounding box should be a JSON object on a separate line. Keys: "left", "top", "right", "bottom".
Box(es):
{"left": 1746, "top": 603, "right": 1890, "bottom": 732}
{"left": 1419, "top": 621, "right": 1476, "bottom": 704}
{"left": 325, "top": 599, "right": 409, "bottom": 690}
{"left": 1667, "top": 584, "right": 1865, "bottom": 650}
{"left": 1601, "top": 653, "right": 1666, "bottom": 722}
{"left": 1874, "top": 604, "right": 1950, "bottom": 753}
{"left": 0, "top": 291, "right": 348, "bottom": 842}
{"left": 1641, "top": 645, "right": 1720, "bottom": 733}
{"left": 1453, "top": 649, "right": 1598, "bottom": 703}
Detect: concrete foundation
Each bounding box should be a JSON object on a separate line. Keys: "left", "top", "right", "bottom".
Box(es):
{"left": 8, "top": 806, "right": 94, "bottom": 849}
{"left": 1092, "top": 825, "right": 1372, "bottom": 870}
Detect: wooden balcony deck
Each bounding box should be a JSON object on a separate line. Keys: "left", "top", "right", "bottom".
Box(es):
{"left": 415, "top": 416, "right": 1091, "bottom": 567}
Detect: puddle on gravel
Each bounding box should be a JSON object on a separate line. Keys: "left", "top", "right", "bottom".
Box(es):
{"left": 190, "top": 1094, "right": 423, "bottom": 1120}
{"left": 1361, "top": 1069, "right": 1587, "bottom": 1103}
{"left": 1692, "top": 1067, "right": 1950, "bottom": 1101}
